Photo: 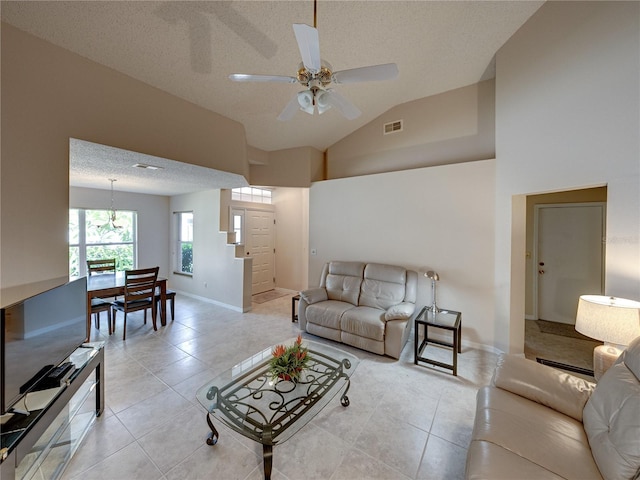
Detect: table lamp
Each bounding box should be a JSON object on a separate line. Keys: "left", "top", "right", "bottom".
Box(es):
{"left": 424, "top": 271, "right": 440, "bottom": 314}
{"left": 575, "top": 295, "right": 640, "bottom": 380}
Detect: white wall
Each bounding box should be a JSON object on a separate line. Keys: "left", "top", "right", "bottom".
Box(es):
{"left": 70, "top": 187, "right": 170, "bottom": 277}
{"left": 308, "top": 160, "right": 496, "bottom": 349}
{"left": 495, "top": 1, "right": 640, "bottom": 353}
{"left": 170, "top": 190, "right": 251, "bottom": 311}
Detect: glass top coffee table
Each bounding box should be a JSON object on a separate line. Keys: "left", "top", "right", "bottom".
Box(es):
{"left": 196, "top": 338, "right": 359, "bottom": 480}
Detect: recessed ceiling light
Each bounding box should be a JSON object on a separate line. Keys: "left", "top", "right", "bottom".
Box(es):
{"left": 133, "top": 163, "right": 163, "bottom": 170}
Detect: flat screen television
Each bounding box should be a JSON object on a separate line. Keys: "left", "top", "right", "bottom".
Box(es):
{"left": 0, "top": 277, "right": 87, "bottom": 415}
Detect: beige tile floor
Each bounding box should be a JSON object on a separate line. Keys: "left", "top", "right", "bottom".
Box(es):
{"left": 56, "top": 295, "right": 578, "bottom": 480}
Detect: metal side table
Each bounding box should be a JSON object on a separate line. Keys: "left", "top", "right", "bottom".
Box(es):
{"left": 414, "top": 306, "right": 462, "bottom": 375}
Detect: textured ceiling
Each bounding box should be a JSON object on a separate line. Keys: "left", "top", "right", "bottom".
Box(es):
{"left": 1, "top": 0, "right": 544, "bottom": 194}
{"left": 70, "top": 139, "right": 248, "bottom": 196}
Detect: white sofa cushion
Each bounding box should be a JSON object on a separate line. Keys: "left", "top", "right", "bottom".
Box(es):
{"left": 492, "top": 355, "right": 595, "bottom": 422}
{"left": 325, "top": 261, "right": 364, "bottom": 306}
{"left": 304, "top": 300, "right": 355, "bottom": 330}
{"left": 469, "top": 386, "right": 602, "bottom": 480}
{"left": 385, "top": 302, "right": 415, "bottom": 321}
{"left": 300, "top": 287, "right": 327, "bottom": 305}
{"left": 341, "top": 306, "right": 386, "bottom": 341}
{"left": 359, "top": 263, "right": 407, "bottom": 310}
{"left": 583, "top": 337, "right": 640, "bottom": 480}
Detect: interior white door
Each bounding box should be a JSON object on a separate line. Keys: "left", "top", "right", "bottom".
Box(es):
{"left": 536, "top": 203, "right": 605, "bottom": 324}
{"left": 246, "top": 210, "right": 275, "bottom": 295}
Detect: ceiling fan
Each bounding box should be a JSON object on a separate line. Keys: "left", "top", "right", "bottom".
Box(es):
{"left": 228, "top": 1, "right": 398, "bottom": 121}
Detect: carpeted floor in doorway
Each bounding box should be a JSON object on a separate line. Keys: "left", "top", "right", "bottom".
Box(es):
{"left": 535, "top": 319, "right": 593, "bottom": 340}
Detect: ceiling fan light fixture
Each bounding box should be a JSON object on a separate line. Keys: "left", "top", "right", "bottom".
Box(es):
{"left": 297, "top": 90, "right": 314, "bottom": 114}
{"left": 315, "top": 90, "right": 332, "bottom": 114}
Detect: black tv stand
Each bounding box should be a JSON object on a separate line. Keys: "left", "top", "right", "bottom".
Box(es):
{"left": 0, "top": 343, "right": 104, "bottom": 480}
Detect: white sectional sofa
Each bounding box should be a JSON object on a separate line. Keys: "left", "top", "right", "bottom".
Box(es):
{"left": 466, "top": 336, "right": 640, "bottom": 479}
{"left": 298, "top": 261, "right": 418, "bottom": 359}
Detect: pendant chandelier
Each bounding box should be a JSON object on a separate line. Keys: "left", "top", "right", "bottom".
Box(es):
{"left": 102, "top": 178, "right": 122, "bottom": 229}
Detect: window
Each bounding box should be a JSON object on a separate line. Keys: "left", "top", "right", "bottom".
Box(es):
{"left": 231, "top": 208, "right": 245, "bottom": 245}
{"left": 176, "top": 211, "right": 193, "bottom": 274}
{"left": 231, "top": 187, "right": 272, "bottom": 204}
{"left": 69, "top": 209, "right": 137, "bottom": 277}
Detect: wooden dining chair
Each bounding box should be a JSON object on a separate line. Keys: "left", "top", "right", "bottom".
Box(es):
{"left": 156, "top": 288, "right": 176, "bottom": 322}
{"left": 111, "top": 267, "right": 159, "bottom": 340}
{"left": 87, "top": 258, "right": 117, "bottom": 333}
{"left": 91, "top": 298, "right": 113, "bottom": 335}
{"left": 87, "top": 258, "right": 116, "bottom": 275}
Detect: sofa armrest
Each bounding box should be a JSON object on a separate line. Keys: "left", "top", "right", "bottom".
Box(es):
{"left": 384, "top": 302, "right": 415, "bottom": 321}
{"left": 492, "top": 354, "right": 595, "bottom": 422}
{"left": 300, "top": 287, "right": 328, "bottom": 305}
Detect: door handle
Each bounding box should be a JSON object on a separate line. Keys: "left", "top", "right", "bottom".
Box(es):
{"left": 539, "top": 262, "right": 545, "bottom": 266}
{"left": 538, "top": 269, "right": 545, "bottom": 275}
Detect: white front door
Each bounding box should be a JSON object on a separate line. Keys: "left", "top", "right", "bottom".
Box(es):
{"left": 536, "top": 203, "right": 605, "bottom": 324}
{"left": 246, "top": 210, "right": 275, "bottom": 295}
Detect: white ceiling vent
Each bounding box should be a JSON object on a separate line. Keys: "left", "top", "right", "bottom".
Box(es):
{"left": 133, "top": 163, "right": 163, "bottom": 170}
{"left": 383, "top": 120, "right": 403, "bottom": 135}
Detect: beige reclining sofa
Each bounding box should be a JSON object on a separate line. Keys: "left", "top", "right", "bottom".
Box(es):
{"left": 298, "top": 261, "right": 417, "bottom": 359}
{"left": 466, "top": 335, "right": 640, "bottom": 480}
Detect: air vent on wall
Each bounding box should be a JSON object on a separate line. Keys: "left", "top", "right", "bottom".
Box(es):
{"left": 383, "top": 120, "right": 403, "bottom": 135}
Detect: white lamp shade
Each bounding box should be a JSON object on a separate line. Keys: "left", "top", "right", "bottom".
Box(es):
{"left": 316, "top": 90, "right": 331, "bottom": 114}
{"left": 575, "top": 295, "right": 640, "bottom": 345}
{"left": 297, "top": 91, "right": 314, "bottom": 114}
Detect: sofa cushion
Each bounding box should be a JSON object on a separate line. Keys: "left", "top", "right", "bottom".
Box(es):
{"left": 492, "top": 355, "right": 595, "bottom": 422}
{"left": 300, "top": 287, "right": 328, "bottom": 305}
{"left": 359, "top": 263, "right": 407, "bottom": 310}
{"left": 466, "top": 441, "right": 567, "bottom": 480}
{"left": 325, "top": 261, "right": 365, "bottom": 306}
{"left": 385, "top": 302, "right": 415, "bottom": 321}
{"left": 305, "top": 300, "right": 355, "bottom": 330}
{"left": 583, "top": 337, "right": 640, "bottom": 480}
{"left": 471, "top": 386, "right": 602, "bottom": 480}
{"left": 341, "top": 306, "right": 386, "bottom": 341}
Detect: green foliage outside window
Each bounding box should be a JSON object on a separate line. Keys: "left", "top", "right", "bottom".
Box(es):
{"left": 69, "top": 209, "right": 136, "bottom": 277}
{"left": 181, "top": 243, "right": 193, "bottom": 274}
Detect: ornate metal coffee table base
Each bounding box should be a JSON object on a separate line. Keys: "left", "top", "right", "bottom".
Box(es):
{"left": 197, "top": 340, "right": 358, "bottom": 480}
{"left": 204, "top": 385, "right": 352, "bottom": 480}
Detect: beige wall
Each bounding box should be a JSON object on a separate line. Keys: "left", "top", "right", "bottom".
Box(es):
{"left": 495, "top": 1, "right": 639, "bottom": 353}
{"left": 524, "top": 187, "right": 607, "bottom": 317}
{"left": 326, "top": 80, "right": 495, "bottom": 179}
{"left": 0, "top": 24, "right": 248, "bottom": 299}
{"left": 309, "top": 160, "right": 496, "bottom": 350}
{"left": 250, "top": 147, "right": 324, "bottom": 187}
{"left": 273, "top": 188, "right": 309, "bottom": 292}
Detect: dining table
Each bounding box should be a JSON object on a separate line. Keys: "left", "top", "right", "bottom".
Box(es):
{"left": 84, "top": 272, "right": 167, "bottom": 342}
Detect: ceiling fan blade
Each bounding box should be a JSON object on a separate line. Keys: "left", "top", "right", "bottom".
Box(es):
{"left": 277, "top": 93, "right": 301, "bottom": 121}
{"left": 325, "top": 90, "right": 361, "bottom": 120}
{"left": 332, "top": 63, "right": 399, "bottom": 84}
{"left": 293, "top": 23, "right": 321, "bottom": 73}
{"left": 229, "top": 73, "right": 297, "bottom": 83}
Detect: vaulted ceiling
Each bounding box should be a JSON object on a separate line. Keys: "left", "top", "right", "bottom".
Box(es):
{"left": 1, "top": 1, "right": 544, "bottom": 193}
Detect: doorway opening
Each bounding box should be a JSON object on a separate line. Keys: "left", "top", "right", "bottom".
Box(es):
{"left": 523, "top": 186, "right": 607, "bottom": 377}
